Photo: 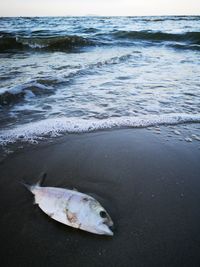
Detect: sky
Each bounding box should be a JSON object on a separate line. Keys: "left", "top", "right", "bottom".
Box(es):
{"left": 0, "top": 0, "right": 200, "bottom": 17}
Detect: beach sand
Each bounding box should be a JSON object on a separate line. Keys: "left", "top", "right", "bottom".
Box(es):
{"left": 0, "top": 128, "right": 200, "bottom": 267}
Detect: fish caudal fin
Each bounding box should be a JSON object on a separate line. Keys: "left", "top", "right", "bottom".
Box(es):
{"left": 20, "top": 180, "right": 35, "bottom": 193}
{"left": 20, "top": 172, "right": 47, "bottom": 193}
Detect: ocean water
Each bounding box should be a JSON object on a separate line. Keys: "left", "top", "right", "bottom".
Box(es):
{"left": 0, "top": 16, "right": 200, "bottom": 144}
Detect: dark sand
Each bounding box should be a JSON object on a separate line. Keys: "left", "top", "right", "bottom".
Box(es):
{"left": 0, "top": 128, "right": 200, "bottom": 267}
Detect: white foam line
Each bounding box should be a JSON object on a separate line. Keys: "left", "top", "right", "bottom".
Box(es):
{"left": 1, "top": 113, "right": 200, "bottom": 145}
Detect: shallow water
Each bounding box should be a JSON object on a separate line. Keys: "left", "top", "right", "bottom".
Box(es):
{"left": 0, "top": 16, "right": 200, "bottom": 144}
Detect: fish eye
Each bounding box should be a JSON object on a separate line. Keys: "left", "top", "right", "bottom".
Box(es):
{"left": 99, "top": 210, "right": 107, "bottom": 218}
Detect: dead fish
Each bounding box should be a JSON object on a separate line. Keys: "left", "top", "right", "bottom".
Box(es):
{"left": 22, "top": 180, "right": 114, "bottom": 236}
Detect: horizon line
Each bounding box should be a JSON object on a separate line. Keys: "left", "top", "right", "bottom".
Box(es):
{"left": 0, "top": 14, "right": 200, "bottom": 18}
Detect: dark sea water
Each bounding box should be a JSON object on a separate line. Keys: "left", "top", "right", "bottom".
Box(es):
{"left": 0, "top": 16, "right": 200, "bottom": 144}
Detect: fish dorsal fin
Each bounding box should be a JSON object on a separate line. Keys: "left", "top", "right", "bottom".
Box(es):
{"left": 36, "top": 172, "right": 47, "bottom": 187}
{"left": 73, "top": 187, "right": 78, "bottom": 192}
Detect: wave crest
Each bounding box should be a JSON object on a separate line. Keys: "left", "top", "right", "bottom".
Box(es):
{"left": 113, "top": 30, "right": 200, "bottom": 45}
{"left": 0, "top": 34, "right": 92, "bottom": 52}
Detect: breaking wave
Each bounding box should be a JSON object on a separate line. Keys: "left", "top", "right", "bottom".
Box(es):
{"left": 0, "top": 51, "right": 134, "bottom": 106}
{"left": 0, "top": 34, "right": 93, "bottom": 52}
{"left": 1, "top": 113, "right": 200, "bottom": 145}
{"left": 0, "top": 82, "right": 54, "bottom": 105}
{"left": 1, "top": 30, "right": 200, "bottom": 52}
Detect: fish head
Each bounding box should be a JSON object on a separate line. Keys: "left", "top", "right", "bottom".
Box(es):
{"left": 81, "top": 197, "right": 114, "bottom": 236}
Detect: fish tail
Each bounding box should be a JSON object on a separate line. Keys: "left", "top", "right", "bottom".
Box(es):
{"left": 20, "top": 172, "right": 47, "bottom": 193}
{"left": 20, "top": 180, "right": 35, "bottom": 193}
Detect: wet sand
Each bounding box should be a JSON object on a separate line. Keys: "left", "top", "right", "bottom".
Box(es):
{"left": 0, "top": 128, "right": 200, "bottom": 267}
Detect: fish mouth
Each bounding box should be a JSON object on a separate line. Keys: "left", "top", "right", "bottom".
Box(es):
{"left": 108, "top": 225, "right": 114, "bottom": 236}
{"left": 104, "top": 218, "right": 114, "bottom": 227}
{"left": 107, "top": 229, "right": 114, "bottom": 236}
{"left": 103, "top": 220, "right": 114, "bottom": 236}
{"left": 103, "top": 225, "right": 114, "bottom": 236}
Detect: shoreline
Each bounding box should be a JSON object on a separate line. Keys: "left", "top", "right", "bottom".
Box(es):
{"left": 0, "top": 128, "right": 200, "bottom": 266}
{"left": 1, "top": 113, "right": 200, "bottom": 146}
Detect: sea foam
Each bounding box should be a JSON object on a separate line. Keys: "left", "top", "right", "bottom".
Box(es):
{"left": 0, "top": 113, "right": 200, "bottom": 145}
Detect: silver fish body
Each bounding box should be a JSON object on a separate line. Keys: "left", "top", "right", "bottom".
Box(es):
{"left": 26, "top": 184, "right": 114, "bottom": 236}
